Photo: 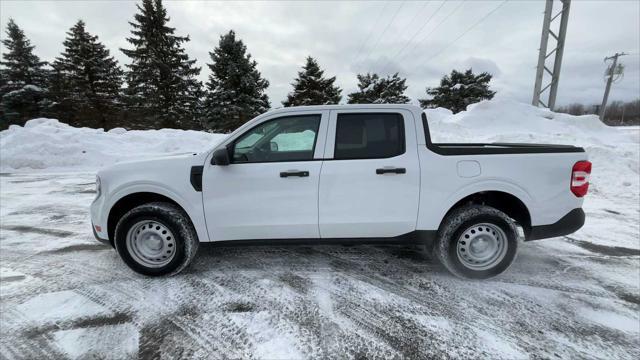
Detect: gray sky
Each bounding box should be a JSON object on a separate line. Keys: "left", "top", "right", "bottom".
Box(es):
{"left": 1, "top": 0, "right": 639, "bottom": 108}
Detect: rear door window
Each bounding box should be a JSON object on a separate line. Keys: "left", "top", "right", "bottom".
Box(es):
{"left": 334, "top": 113, "right": 405, "bottom": 159}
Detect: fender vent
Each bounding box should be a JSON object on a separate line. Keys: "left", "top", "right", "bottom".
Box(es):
{"left": 190, "top": 166, "right": 204, "bottom": 192}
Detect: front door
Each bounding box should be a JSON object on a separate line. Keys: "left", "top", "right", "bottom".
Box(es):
{"left": 319, "top": 110, "right": 420, "bottom": 238}
{"left": 202, "top": 111, "right": 328, "bottom": 241}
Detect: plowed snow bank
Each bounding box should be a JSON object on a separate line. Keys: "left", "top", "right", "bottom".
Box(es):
{"left": 0, "top": 118, "right": 225, "bottom": 171}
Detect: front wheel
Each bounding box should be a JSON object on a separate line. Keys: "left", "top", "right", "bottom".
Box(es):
{"left": 434, "top": 205, "right": 518, "bottom": 279}
{"left": 114, "top": 202, "right": 199, "bottom": 276}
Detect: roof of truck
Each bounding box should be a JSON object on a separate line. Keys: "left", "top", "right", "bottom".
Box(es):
{"left": 262, "top": 103, "right": 423, "bottom": 116}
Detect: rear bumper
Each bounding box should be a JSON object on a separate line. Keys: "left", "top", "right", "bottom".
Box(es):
{"left": 528, "top": 208, "right": 585, "bottom": 241}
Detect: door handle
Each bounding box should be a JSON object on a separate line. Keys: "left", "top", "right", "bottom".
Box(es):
{"left": 376, "top": 167, "right": 406, "bottom": 175}
{"left": 280, "top": 170, "right": 309, "bottom": 178}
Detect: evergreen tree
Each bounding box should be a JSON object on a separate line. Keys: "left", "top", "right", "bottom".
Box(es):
{"left": 50, "top": 20, "right": 123, "bottom": 129}
{"left": 347, "top": 73, "right": 410, "bottom": 104}
{"left": 379, "top": 73, "right": 410, "bottom": 104}
{"left": 419, "top": 68, "right": 495, "bottom": 113}
{"left": 202, "top": 30, "right": 269, "bottom": 132}
{"left": 0, "top": 19, "right": 49, "bottom": 128}
{"left": 347, "top": 73, "right": 379, "bottom": 104}
{"left": 282, "top": 56, "right": 341, "bottom": 107}
{"left": 121, "top": 0, "right": 202, "bottom": 129}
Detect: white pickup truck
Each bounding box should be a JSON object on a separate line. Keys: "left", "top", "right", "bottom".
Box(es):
{"left": 91, "top": 104, "right": 590, "bottom": 279}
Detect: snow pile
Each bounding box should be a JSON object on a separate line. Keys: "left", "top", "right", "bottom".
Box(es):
{"left": 426, "top": 99, "right": 631, "bottom": 145}
{"left": 425, "top": 99, "right": 639, "bottom": 204}
{"left": 0, "top": 118, "right": 226, "bottom": 171}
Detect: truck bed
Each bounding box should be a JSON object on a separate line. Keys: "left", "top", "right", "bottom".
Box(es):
{"left": 421, "top": 113, "right": 585, "bottom": 155}
{"left": 430, "top": 142, "right": 584, "bottom": 155}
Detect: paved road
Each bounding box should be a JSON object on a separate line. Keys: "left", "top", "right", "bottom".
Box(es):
{"left": 1, "top": 173, "right": 638, "bottom": 359}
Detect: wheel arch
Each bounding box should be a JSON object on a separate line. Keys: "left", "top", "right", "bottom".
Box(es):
{"left": 107, "top": 192, "right": 190, "bottom": 244}
{"left": 439, "top": 190, "right": 532, "bottom": 238}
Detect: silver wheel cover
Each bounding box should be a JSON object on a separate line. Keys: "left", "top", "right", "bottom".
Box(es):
{"left": 126, "top": 220, "right": 176, "bottom": 268}
{"left": 456, "top": 223, "right": 508, "bottom": 271}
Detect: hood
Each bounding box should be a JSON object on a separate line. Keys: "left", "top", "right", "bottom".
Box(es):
{"left": 98, "top": 152, "right": 208, "bottom": 179}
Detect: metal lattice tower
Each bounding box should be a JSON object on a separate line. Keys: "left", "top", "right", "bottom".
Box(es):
{"left": 531, "top": 0, "right": 571, "bottom": 110}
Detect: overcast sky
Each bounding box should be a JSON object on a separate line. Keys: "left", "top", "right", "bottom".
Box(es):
{"left": 1, "top": 0, "right": 639, "bottom": 108}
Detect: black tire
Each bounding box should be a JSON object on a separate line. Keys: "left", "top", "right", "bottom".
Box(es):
{"left": 114, "top": 202, "right": 199, "bottom": 276}
{"left": 434, "top": 204, "right": 518, "bottom": 279}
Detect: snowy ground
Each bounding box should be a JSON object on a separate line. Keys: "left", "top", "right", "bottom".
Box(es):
{"left": 1, "top": 100, "right": 639, "bottom": 359}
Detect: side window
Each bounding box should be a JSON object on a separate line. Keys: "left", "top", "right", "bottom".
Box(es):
{"left": 334, "top": 113, "right": 405, "bottom": 159}
{"left": 232, "top": 115, "right": 321, "bottom": 163}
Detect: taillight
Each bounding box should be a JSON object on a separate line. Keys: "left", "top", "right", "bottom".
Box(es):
{"left": 571, "top": 161, "right": 592, "bottom": 197}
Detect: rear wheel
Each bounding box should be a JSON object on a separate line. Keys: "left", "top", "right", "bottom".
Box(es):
{"left": 114, "top": 202, "right": 198, "bottom": 276}
{"left": 434, "top": 205, "right": 518, "bottom": 279}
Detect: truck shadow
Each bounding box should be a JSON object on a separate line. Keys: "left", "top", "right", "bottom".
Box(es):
{"left": 194, "top": 241, "right": 441, "bottom": 275}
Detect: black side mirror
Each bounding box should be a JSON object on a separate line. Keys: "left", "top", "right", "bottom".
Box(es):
{"left": 211, "top": 147, "right": 230, "bottom": 165}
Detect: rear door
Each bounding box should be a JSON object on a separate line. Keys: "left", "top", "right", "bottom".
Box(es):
{"left": 202, "top": 111, "right": 329, "bottom": 241}
{"left": 319, "top": 109, "right": 420, "bottom": 238}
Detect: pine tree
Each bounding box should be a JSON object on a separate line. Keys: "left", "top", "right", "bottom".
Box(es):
{"left": 419, "top": 68, "right": 495, "bottom": 113}
{"left": 379, "top": 73, "right": 410, "bottom": 104}
{"left": 347, "top": 73, "right": 410, "bottom": 104}
{"left": 121, "top": 0, "right": 202, "bottom": 129}
{"left": 50, "top": 20, "right": 123, "bottom": 129}
{"left": 0, "top": 19, "right": 49, "bottom": 128}
{"left": 282, "top": 57, "right": 341, "bottom": 107}
{"left": 202, "top": 30, "right": 270, "bottom": 132}
{"left": 347, "top": 73, "right": 379, "bottom": 104}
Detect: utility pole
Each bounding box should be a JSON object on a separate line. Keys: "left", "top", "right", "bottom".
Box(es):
{"left": 600, "top": 52, "right": 627, "bottom": 120}
{"left": 532, "top": 0, "right": 571, "bottom": 110}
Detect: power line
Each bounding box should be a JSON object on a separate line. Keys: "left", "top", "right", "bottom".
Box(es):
{"left": 403, "top": 1, "right": 432, "bottom": 30}
{"left": 359, "top": 1, "right": 406, "bottom": 72}
{"left": 352, "top": 1, "right": 390, "bottom": 65}
{"left": 426, "top": 0, "right": 509, "bottom": 62}
{"left": 396, "top": 0, "right": 467, "bottom": 65}
{"left": 372, "top": 0, "right": 434, "bottom": 73}
{"left": 389, "top": 0, "right": 432, "bottom": 49}
{"left": 379, "top": 0, "right": 447, "bottom": 74}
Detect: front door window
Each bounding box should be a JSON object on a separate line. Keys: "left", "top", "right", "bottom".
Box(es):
{"left": 232, "top": 115, "right": 321, "bottom": 163}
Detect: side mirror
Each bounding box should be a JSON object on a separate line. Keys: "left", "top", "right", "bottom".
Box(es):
{"left": 270, "top": 141, "right": 279, "bottom": 152}
{"left": 211, "top": 147, "right": 230, "bottom": 166}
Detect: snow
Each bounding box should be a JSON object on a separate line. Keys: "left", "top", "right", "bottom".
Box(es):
{"left": 22, "top": 84, "right": 43, "bottom": 92}
{"left": 230, "top": 311, "right": 306, "bottom": 359}
{"left": 0, "top": 118, "right": 226, "bottom": 171}
{"left": 579, "top": 307, "right": 640, "bottom": 334}
{"left": 15, "top": 290, "right": 112, "bottom": 324}
{"left": 475, "top": 328, "right": 527, "bottom": 358}
{"left": 4, "top": 84, "right": 44, "bottom": 98}
{"left": 272, "top": 129, "right": 316, "bottom": 151}
{"left": 53, "top": 324, "right": 139, "bottom": 359}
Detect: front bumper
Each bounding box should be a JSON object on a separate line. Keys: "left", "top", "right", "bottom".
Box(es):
{"left": 92, "top": 222, "right": 112, "bottom": 246}
{"left": 90, "top": 187, "right": 111, "bottom": 246}
{"left": 528, "top": 208, "right": 585, "bottom": 241}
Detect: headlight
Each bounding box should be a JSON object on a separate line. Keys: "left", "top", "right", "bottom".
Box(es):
{"left": 95, "top": 175, "right": 102, "bottom": 199}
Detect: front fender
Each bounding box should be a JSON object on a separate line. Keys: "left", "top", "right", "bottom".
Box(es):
{"left": 101, "top": 181, "right": 210, "bottom": 243}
